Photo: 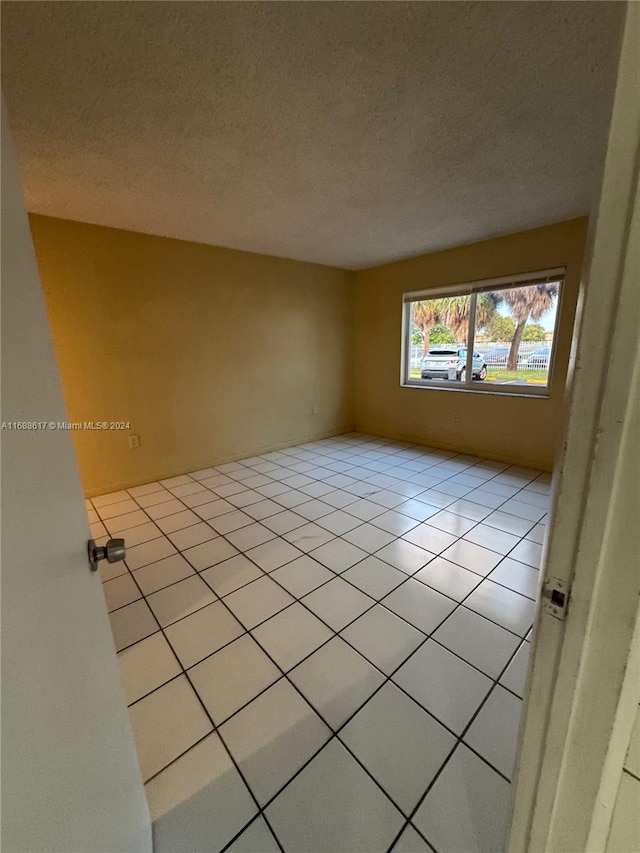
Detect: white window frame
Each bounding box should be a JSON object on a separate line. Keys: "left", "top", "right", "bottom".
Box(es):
{"left": 400, "top": 267, "right": 566, "bottom": 398}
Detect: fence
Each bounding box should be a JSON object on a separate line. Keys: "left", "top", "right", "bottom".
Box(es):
{"left": 410, "top": 340, "right": 551, "bottom": 371}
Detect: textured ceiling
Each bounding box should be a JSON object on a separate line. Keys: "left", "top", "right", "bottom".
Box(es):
{"left": 1, "top": 1, "right": 624, "bottom": 270}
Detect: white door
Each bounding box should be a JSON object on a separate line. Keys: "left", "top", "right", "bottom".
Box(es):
{"left": 1, "top": 101, "right": 152, "bottom": 852}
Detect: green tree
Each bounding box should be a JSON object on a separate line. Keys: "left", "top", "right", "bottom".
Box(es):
{"left": 501, "top": 284, "right": 559, "bottom": 369}
{"left": 522, "top": 323, "right": 546, "bottom": 342}
{"left": 411, "top": 325, "right": 424, "bottom": 346}
{"left": 487, "top": 315, "right": 516, "bottom": 342}
{"left": 412, "top": 293, "right": 498, "bottom": 354}
{"left": 429, "top": 324, "right": 455, "bottom": 344}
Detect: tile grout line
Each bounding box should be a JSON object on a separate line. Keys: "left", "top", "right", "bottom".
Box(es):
{"left": 94, "top": 435, "right": 548, "bottom": 849}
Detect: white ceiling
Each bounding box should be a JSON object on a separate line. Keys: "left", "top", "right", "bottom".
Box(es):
{"left": 1, "top": 2, "right": 624, "bottom": 270}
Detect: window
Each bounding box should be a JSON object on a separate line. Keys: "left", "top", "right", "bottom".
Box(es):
{"left": 402, "top": 268, "right": 564, "bottom": 395}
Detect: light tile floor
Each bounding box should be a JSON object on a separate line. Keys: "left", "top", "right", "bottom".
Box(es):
{"left": 88, "top": 433, "right": 549, "bottom": 852}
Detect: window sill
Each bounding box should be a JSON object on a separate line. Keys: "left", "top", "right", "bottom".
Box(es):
{"left": 401, "top": 379, "right": 550, "bottom": 399}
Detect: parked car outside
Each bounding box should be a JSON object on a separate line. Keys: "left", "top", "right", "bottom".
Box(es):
{"left": 485, "top": 347, "right": 510, "bottom": 364}
{"left": 421, "top": 348, "right": 487, "bottom": 381}
{"left": 526, "top": 347, "right": 551, "bottom": 368}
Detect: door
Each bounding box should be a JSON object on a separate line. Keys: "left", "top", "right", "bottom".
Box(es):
{"left": 1, "top": 100, "right": 152, "bottom": 852}
{"left": 509, "top": 4, "right": 639, "bottom": 850}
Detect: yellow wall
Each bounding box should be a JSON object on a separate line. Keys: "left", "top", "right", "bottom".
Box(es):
{"left": 29, "top": 216, "right": 354, "bottom": 496}
{"left": 353, "top": 218, "right": 589, "bottom": 471}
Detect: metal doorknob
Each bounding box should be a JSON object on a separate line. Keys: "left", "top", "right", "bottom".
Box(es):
{"left": 88, "top": 538, "right": 126, "bottom": 572}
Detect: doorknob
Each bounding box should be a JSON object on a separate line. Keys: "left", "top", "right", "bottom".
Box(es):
{"left": 88, "top": 538, "right": 126, "bottom": 572}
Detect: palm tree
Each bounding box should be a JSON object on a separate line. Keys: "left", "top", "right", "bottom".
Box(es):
{"left": 501, "top": 284, "right": 559, "bottom": 370}
{"left": 412, "top": 293, "right": 497, "bottom": 355}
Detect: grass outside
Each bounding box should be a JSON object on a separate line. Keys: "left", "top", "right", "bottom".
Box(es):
{"left": 409, "top": 366, "right": 548, "bottom": 384}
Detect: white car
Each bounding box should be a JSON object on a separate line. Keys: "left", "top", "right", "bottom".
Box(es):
{"left": 420, "top": 348, "right": 487, "bottom": 381}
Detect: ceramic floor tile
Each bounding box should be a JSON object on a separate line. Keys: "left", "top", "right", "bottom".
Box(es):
{"left": 195, "top": 499, "right": 237, "bottom": 519}
{"left": 167, "top": 522, "right": 217, "bottom": 551}
{"left": 114, "top": 520, "right": 163, "bottom": 548}
{"left": 433, "top": 605, "right": 521, "bottom": 679}
{"left": 147, "top": 576, "right": 217, "bottom": 628}
{"left": 164, "top": 600, "right": 245, "bottom": 669}
{"left": 464, "top": 685, "right": 522, "bottom": 779}
{"left": 440, "top": 539, "right": 502, "bottom": 577}
{"left": 161, "top": 475, "right": 195, "bottom": 488}
{"left": 414, "top": 557, "right": 482, "bottom": 602}
{"left": 108, "top": 510, "right": 153, "bottom": 535}
{"left": 283, "top": 522, "right": 335, "bottom": 552}
{"left": 167, "top": 481, "right": 207, "bottom": 499}
{"left": 117, "top": 632, "right": 181, "bottom": 705}
{"left": 126, "top": 537, "right": 177, "bottom": 571}
{"left": 226, "top": 522, "right": 277, "bottom": 551}
{"left": 375, "top": 540, "right": 434, "bottom": 575}
{"left": 342, "top": 605, "right": 425, "bottom": 675}
{"left": 393, "top": 824, "right": 434, "bottom": 852}
{"left": 322, "top": 489, "right": 360, "bottom": 509}
{"left": 465, "top": 580, "right": 536, "bottom": 636}
{"left": 402, "top": 523, "right": 458, "bottom": 555}
{"left": 343, "top": 523, "right": 396, "bottom": 553}
{"left": 371, "top": 510, "right": 420, "bottom": 536}
{"left": 499, "top": 498, "right": 546, "bottom": 522}
{"left": 273, "top": 489, "right": 312, "bottom": 509}
{"left": 147, "top": 732, "right": 257, "bottom": 853}
{"left": 99, "top": 558, "right": 129, "bottom": 583}
{"left": 489, "top": 557, "right": 540, "bottom": 600}
{"left": 245, "top": 539, "right": 303, "bottom": 572}
{"left": 103, "top": 572, "right": 141, "bottom": 612}
{"left": 499, "top": 641, "right": 531, "bottom": 698}
{"left": 446, "top": 499, "right": 492, "bottom": 522}
{"left": 266, "top": 739, "right": 404, "bottom": 852}
{"left": 302, "top": 577, "right": 374, "bottom": 631}
{"left": 427, "top": 510, "right": 477, "bottom": 537}
{"left": 483, "top": 510, "right": 534, "bottom": 537}
{"left": 269, "top": 555, "right": 335, "bottom": 598}
{"left": 156, "top": 510, "right": 201, "bottom": 535}
{"left": 525, "top": 522, "right": 547, "bottom": 545}
{"left": 182, "top": 489, "right": 222, "bottom": 507}
{"left": 509, "top": 539, "right": 543, "bottom": 568}
{"left": 136, "top": 490, "right": 177, "bottom": 508}
{"left": 341, "top": 682, "right": 456, "bottom": 813}
{"left": 133, "top": 553, "right": 195, "bottom": 595}
{"left": 128, "top": 675, "right": 212, "bottom": 782}
{"left": 316, "top": 509, "right": 362, "bottom": 535}
{"left": 97, "top": 498, "right": 140, "bottom": 520}
{"left": 294, "top": 499, "right": 334, "bottom": 521}
{"left": 146, "top": 499, "right": 188, "bottom": 520}
{"left": 342, "top": 556, "right": 407, "bottom": 599}
{"left": 344, "top": 498, "right": 386, "bottom": 521}
{"left": 413, "top": 744, "right": 512, "bottom": 853}
{"left": 463, "top": 524, "right": 521, "bottom": 555}
{"left": 252, "top": 603, "right": 333, "bottom": 671}
{"left": 200, "top": 554, "right": 263, "bottom": 598}
{"left": 219, "top": 679, "right": 331, "bottom": 805}
{"left": 226, "top": 816, "right": 279, "bottom": 853}
{"left": 189, "top": 634, "right": 281, "bottom": 724}
{"left": 207, "top": 509, "right": 254, "bottom": 535}
{"left": 382, "top": 579, "right": 456, "bottom": 635}
{"left": 243, "top": 499, "right": 285, "bottom": 521}
{"left": 393, "top": 640, "right": 492, "bottom": 735}
{"left": 223, "top": 576, "right": 294, "bottom": 629}
{"left": 127, "top": 482, "right": 165, "bottom": 498}
{"left": 261, "top": 510, "right": 308, "bottom": 535}
{"left": 310, "top": 539, "right": 368, "bottom": 573}
{"left": 290, "top": 636, "right": 385, "bottom": 728}
{"left": 109, "top": 599, "right": 159, "bottom": 651}
{"left": 182, "top": 537, "right": 239, "bottom": 571}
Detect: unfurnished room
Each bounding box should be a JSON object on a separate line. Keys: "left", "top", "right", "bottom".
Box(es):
{"left": 2, "top": 3, "right": 639, "bottom": 853}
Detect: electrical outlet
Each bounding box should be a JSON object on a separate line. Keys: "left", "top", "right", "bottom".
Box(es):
{"left": 312, "top": 405, "right": 319, "bottom": 415}
{"left": 128, "top": 434, "right": 140, "bottom": 449}
{"left": 452, "top": 411, "right": 460, "bottom": 423}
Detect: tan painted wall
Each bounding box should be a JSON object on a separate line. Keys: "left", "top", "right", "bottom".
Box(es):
{"left": 29, "top": 216, "right": 354, "bottom": 496}
{"left": 353, "top": 218, "right": 589, "bottom": 470}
